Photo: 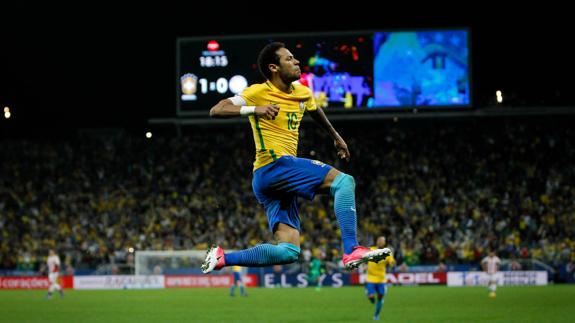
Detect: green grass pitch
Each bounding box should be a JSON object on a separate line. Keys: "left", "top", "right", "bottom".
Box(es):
{"left": 1, "top": 285, "right": 574, "bottom": 322}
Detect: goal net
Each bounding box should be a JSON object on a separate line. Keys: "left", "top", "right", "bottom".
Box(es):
{"left": 135, "top": 250, "right": 207, "bottom": 275}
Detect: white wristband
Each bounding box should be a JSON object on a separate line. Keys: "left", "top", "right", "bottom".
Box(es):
{"left": 240, "top": 106, "right": 256, "bottom": 116}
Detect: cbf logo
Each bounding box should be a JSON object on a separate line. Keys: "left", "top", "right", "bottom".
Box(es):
{"left": 299, "top": 101, "right": 305, "bottom": 111}
{"left": 181, "top": 73, "right": 198, "bottom": 101}
{"left": 311, "top": 160, "right": 325, "bottom": 167}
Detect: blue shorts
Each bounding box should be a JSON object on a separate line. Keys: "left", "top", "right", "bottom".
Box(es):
{"left": 233, "top": 272, "right": 242, "bottom": 283}
{"left": 365, "top": 283, "right": 386, "bottom": 296}
{"left": 252, "top": 156, "right": 332, "bottom": 233}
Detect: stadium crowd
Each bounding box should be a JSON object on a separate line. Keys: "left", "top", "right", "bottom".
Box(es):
{"left": 1, "top": 116, "right": 574, "bottom": 276}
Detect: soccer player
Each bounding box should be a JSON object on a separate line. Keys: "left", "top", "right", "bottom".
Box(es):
{"left": 230, "top": 265, "right": 247, "bottom": 297}
{"left": 46, "top": 249, "right": 64, "bottom": 299}
{"left": 481, "top": 250, "right": 501, "bottom": 298}
{"left": 365, "top": 236, "right": 395, "bottom": 321}
{"left": 307, "top": 249, "right": 326, "bottom": 291}
{"left": 202, "top": 42, "right": 390, "bottom": 274}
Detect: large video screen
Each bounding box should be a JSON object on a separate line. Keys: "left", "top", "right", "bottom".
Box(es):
{"left": 373, "top": 31, "right": 469, "bottom": 107}
{"left": 177, "top": 29, "right": 470, "bottom": 116}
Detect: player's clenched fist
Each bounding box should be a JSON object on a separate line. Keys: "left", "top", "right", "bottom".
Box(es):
{"left": 255, "top": 104, "right": 280, "bottom": 120}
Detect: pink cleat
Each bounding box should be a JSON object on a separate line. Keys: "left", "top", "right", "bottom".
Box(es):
{"left": 342, "top": 246, "right": 391, "bottom": 270}
{"left": 201, "top": 245, "right": 225, "bottom": 274}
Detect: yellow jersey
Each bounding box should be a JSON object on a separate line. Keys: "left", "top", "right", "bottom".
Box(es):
{"left": 239, "top": 81, "right": 317, "bottom": 170}
{"left": 232, "top": 266, "right": 242, "bottom": 273}
{"left": 366, "top": 246, "right": 396, "bottom": 283}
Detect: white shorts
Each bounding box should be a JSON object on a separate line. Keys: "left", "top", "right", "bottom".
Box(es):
{"left": 48, "top": 272, "right": 59, "bottom": 284}
{"left": 487, "top": 273, "right": 497, "bottom": 284}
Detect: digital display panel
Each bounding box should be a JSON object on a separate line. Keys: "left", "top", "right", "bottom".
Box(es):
{"left": 177, "top": 29, "right": 470, "bottom": 116}
{"left": 373, "top": 30, "right": 470, "bottom": 107}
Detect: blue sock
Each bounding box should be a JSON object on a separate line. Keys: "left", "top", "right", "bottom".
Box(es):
{"left": 330, "top": 173, "right": 359, "bottom": 254}
{"left": 240, "top": 285, "right": 245, "bottom": 296}
{"left": 375, "top": 298, "right": 384, "bottom": 317}
{"left": 230, "top": 285, "right": 236, "bottom": 296}
{"left": 368, "top": 296, "right": 375, "bottom": 304}
{"left": 224, "top": 242, "right": 300, "bottom": 267}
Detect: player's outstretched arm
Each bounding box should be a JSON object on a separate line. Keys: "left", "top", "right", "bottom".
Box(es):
{"left": 308, "top": 107, "right": 350, "bottom": 161}
{"left": 209, "top": 99, "right": 279, "bottom": 120}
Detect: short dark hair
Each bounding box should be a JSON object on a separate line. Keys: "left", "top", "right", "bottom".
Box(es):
{"left": 257, "top": 42, "right": 285, "bottom": 80}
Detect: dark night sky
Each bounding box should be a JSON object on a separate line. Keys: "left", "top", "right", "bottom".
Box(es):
{"left": 0, "top": 9, "right": 572, "bottom": 132}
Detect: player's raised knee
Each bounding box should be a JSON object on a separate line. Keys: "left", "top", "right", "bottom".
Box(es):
{"left": 341, "top": 173, "right": 355, "bottom": 188}
{"left": 331, "top": 173, "right": 355, "bottom": 195}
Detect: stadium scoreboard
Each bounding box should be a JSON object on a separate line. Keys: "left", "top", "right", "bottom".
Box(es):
{"left": 177, "top": 29, "right": 471, "bottom": 116}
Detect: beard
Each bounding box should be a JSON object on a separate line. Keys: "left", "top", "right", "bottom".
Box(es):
{"left": 279, "top": 68, "right": 301, "bottom": 84}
